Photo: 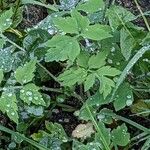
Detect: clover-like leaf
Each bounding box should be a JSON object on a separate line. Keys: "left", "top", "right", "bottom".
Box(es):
{"left": 0, "top": 8, "right": 13, "bottom": 32}
{"left": 0, "top": 92, "right": 18, "bottom": 123}
{"left": 111, "top": 124, "right": 130, "bottom": 146}
{"left": 72, "top": 122, "right": 95, "bottom": 139}
{"left": 45, "top": 35, "right": 80, "bottom": 62}
{"left": 20, "top": 83, "right": 46, "bottom": 106}
{"left": 15, "top": 59, "right": 37, "bottom": 85}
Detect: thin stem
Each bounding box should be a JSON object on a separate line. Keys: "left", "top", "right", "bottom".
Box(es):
{"left": 103, "top": 112, "right": 150, "bottom": 134}
{"left": 0, "top": 34, "right": 25, "bottom": 52}
{"left": 40, "top": 86, "right": 62, "bottom": 93}
{"left": 85, "top": 104, "right": 111, "bottom": 150}
{"left": 0, "top": 125, "right": 48, "bottom": 150}
{"left": 0, "top": 86, "right": 23, "bottom": 92}
{"left": 37, "top": 62, "right": 60, "bottom": 84}
{"left": 134, "top": 0, "right": 150, "bottom": 32}
{"left": 0, "top": 34, "right": 60, "bottom": 84}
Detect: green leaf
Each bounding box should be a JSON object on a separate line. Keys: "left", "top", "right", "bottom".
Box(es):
{"left": 58, "top": 67, "right": 87, "bottom": 87}
{"left": 120, "top": 28, "right": 135, "bottom": 60}
{"left": 59, "top": 0, "right": 79, "bottom": 10}
{"left": 0, "top": 46, "right": 15, "bottom": 72}
{"left": 110, "top": 45, "right": 150, "bottom": 102}
{"left": 106, "top": 5, "right": 136, "bottom": 30}
{"left": 45, "top": 35, "right": 80, "bottom": 62}
{"left": 20, "top": 83, "right": 46, "bottom": 106}
{"left": 0, "top": 69, "right": 4, "bottom": 84}
{"left": 77, "top": 0, "right": 105, "bottom": 13}
{"left": 0, "top": 8, "right": 13, "bottom": 32}
{"left": 53, "top": 17, "right": 78, "bottom": 34}
{"left": 114, "top": 83, "right": 134, "bottom": 111}
{"left": 76, "top": 51, "right": 90, "bottom": 68}
{"left": 71, "top": 10, "right": 90, "bottom": 33}
{"left": 0, "top": 92, "right": 18, "bottom": 123}
{"left": 98, "top": 76, "right": 115, "bottom": 99}
{"left": 84, "top": 73, "right": 95, "bottom": 91}
{"left": 22, "top": 0, "right": 58, "bottom": 11}
{"left": 82, "top": 24, "right": 112, "bottom": 41}
{"left": 15, "top": 59, "right": 37, "bottom": 85}
{"left": 86, "top": 91, "right": 111, "bottom": 107}
{"left": 0, "top": 38, "right": 6, "bottom": 49}
{"left": 111, "top": 124, "right": 130, "bottom": 146}
{"left": 97, "top": 122, "right": 111, "bottom": 145}
{"left": 96, "top": 66, "right": 121, "bottom": 76}
{"left": 88, "top": 51, "right": 108, "bottom": 69}
{"left": 45, "top": 121, "right": 68, "bottom": 141}
{"left": 141, "top": 32, "right": 150, "bottom": 46}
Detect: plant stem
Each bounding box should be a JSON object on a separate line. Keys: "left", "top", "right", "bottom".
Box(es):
{"left": 0, "top": 34, "right": 25, "bottom": 52}
{"left": 0, "top": 86, "right": 23, "bottom": 92}
{"left": 85, "top": 104, "right": 111, "bottom": 150}
{"left": 134, "top": 0, "right": 150, "bottom": 32}
{"left": 0, "top": 34, "right": 60, "bottom": 84}
{"left": 37, "top": 62, "right": 60, "bottom": 84}
{"left": 103, "top": 112, "right": 150, "bottom": 134}
{"left": 0, "top": 125, "right": 49, "bottom": 150}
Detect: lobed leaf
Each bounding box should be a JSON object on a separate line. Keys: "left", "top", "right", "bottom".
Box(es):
{"left": 20, "top": 83, "right": 46, "bottom": 106}
{"left": 15, "top": 59, "right": 37, "bottom": 85}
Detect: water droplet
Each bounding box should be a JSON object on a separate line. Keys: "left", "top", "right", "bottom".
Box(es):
{"left": 11, "top": 112, "right": 15, "bottom": 116}
{"left": 26, "top": 91, "right": 32, "bottom": 96}
{"left": 126, "top": 99, "right": 133, "bottom": 106}
{"left": 8, "top": 93, "right": 12, "bottom": 97}
{"left": 34, "top": 97, "right": 38, "bottom": 100}
{"left": 97, "top": 114, "right": 105, "bottom": 120}
{"left": 20, "top": 90, "right": 24, "bottom": 93}
{"left": 7, "top": 104, "right": 10, "bottom": 107}
{"left": 28, "top": 97, "right": 32, "bottom": 101}
{"left": 127, "top": 95, "right": 132, "bottom": 99}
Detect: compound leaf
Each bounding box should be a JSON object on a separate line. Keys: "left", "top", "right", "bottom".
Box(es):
{"left": 45, "top": 35, "right": 80, "bottom": 62}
